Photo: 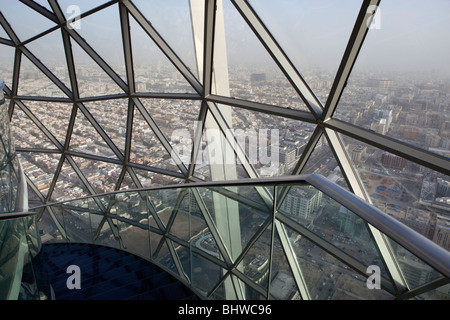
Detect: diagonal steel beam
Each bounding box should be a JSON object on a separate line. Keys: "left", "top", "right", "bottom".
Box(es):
{"left": 19, "top": 46, "right": 73, "bottom": 98}
{"left": 48, "top": 0, "right": 128, "bottom": 95}
{"left": 322, "top": 0, "right": 381, "bottom": 121}
{"left": 324, "top": 118, "right": 450, "bottom": 177}
{"left": 122, "top": 0, "right": 203, "bottom": 95}
{"left": 0, "top": 38, "right": 14, "bottom": 46}
{"left": 187, "top": 100, "right": 208, "bottom": 179}
{"left": 206, "top": 94, "right": 317, "bottom": 124}
{"left": 231, "top": 0, "right": 323, "bottom": 119}
{"left": 118, "top": 2, "right": 135, "bottom": 94}
{"left": 76, "top": 102, "right": 124, "bottom": 162}
{"left": 65, "top": 30, "right": 128, "bottom": 94}
{"left": 13, "top": 99, "right": 64, "bottom": 151}
{"left": 324, "top": 128, "right": 408, "bottom": 293}
{"left": 191, "top": 187, "right": 234, "bottom": 268}
{"left": 60, "top": 26, "right": 80, "bottom": 100}
{"left": 0, "top": 11, "right": 20, "bottom": 44}
{"left": 43, "top": 153, "right": 66, "bottom": 204}
{"left": 19, "top": 0, "right": 59, "bottom": 24}
{"left": 274, "top": 219, "right": 311, "bottom": 300}
{"left": 202, "top": 0, "right": 217, "bottom": 97}
{"left": 123, "top": 98, "right": 134, "bottom": 165}
{"left": 207, "top": 101, "right": 274, "bottom": 209}
{"left": 132, "top": 97, "right": 188, "bottom": 176}
{"left": 13, "top": 96, "right": 72, "bottom": 103}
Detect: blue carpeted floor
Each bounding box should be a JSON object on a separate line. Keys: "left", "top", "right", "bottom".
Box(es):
{"left": 35, "top": 243, "right": 199, "bottom": 300}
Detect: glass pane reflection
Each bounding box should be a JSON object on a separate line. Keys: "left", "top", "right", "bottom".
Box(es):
{"left": 35, "top": 177, "right": 449, "bottom": 300}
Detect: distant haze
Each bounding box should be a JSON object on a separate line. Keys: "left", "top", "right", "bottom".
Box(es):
{"left": 1, "top": 0, "right": 449, "bottom": 80}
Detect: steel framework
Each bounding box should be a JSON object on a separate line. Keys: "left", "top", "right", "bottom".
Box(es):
{"left": 1, "top": 0, "right": 450, "bottom": 299}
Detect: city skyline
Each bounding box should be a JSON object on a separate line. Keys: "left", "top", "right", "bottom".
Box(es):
{"left": 1, "top": 0, "right": 449, "bottom": 300}
{"left": 8, "top": 62, "right": 450, "bottom": 252}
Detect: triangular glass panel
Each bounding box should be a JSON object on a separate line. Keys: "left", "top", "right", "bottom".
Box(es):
{"left": 191, "top": 249, "right": 225, "bottom": 296}
{"left": 71, "top": 156, "right": 121, "bottom": 194}
{"left": 193, "top": 111, "right": 251, "bottom": 181}
{"left": 300, "top": 132, "right": 350, "bottom": 191}
{"left": 36, "top": 207, "right": 66, "bottom": 243}
{"left": 118, "top": 167, "right": 139, "bottom": 191}
{"left": 174, "top": 245, "right": 191, "bottom": 281}
{"left": 229, "top": 105, "right": 316, "bottom": 177}
{"left": 269, "top": 227, "right": 301, "bottom": 299}
{"left": 59, "top": 197, "right": 104, "bottom": 243}
{"left": 240, "top": 283, "right": 267, "bottom": 300}
{"left": 277, "top": 183, "right": 390, "bottom": 280}
{"left": 209, "top": 273, "right": 246, "bottom": 300}
{"left": 166, "top": 189, "right": 191, "bottom": 243}
{"left": 0, "top": 45, "right": 15, "bottom": 89}
{"left": 338, "top": 132, "right": 450, "bottom": 249}
{"left": 27, "top": 184, "right": 44, "bottom": 209}
{"left": 386, "top": 237, "right": 443, "bottom": 291}
{"left": 32, "top": 0, "right": 53, "bottom": 11}
{"left": 26, "top": 101, "right": 73, "bottom": 145}
{"left": 281, "top": 222, "right": 394, "bottom": 300}
{"left": 75, "top": 3, "right": 126, "bottom": 81}
{"left": 25, "top": 29, "right": 72, "bottom": 90}
{"left": 193, "top": 127, "right": 213, "bottom": 181}
{"left": 418, "top": 284, "right": 450, "bottom": 300}
{"left": 11, "top": 106, "right": 57, "bottom": 150}
{"left": 149, "top": 232, "right": 163, "bottom": 260}
{"left": 85, "top": 210, "right": 106, "bottom": 242}
{"left": 84, "top": 99, "right": 128, "bottom": 155}
{"left": 134, "top": 168, "right": 183, "bottom": 188}
{"left": 140, "top": 98, "right": 201, "bottom": 167}
{"left": 188, "top": 187, "right": 211, "bottom": 226}
{"left": 0, "top": 0, "right": 56, "bottom": 41}
{"left": 218, "top": 1, "right": 309, "bottom": 111}
{"left": 199, "top": 184, "right": 273, "bottom": 261}
{"left": 57, "top": 0, "right": 111, "bottom": 19}
{"left": 18, "top": 54, "right": 67, "bottom": 98}
{"left": 237, "top": 225, "right": 273, "bottom": 296}
{"left": 70, "top": 37, "right": 125, "bottom": 98}
{"left": 94, "top": 218, "right": 121, "bottom": 249}
{"left": 188, "top": 189, "right": 225, "bottom": 261}
{"left": 335, "top": 1, "right": 450, "bottom": 161}
{"left": 50, "top": 158, "right": 90, "bottom": 202}
{"left": 129, "top": 15, "right": 198, "bottom": 94}
{"left": 114, "top": 196, "right": 151, "bottom": 259}
{"left": 132, "top": 0, "right": 199, "bottom": 80}
{"left": 248, "top": 0, "right": 362, "bottom": 103}
{"left": 208, "top": 276, "right": 229, "bottom": 300}
{"left": 69, "top": 106, "right": 119, "bottom": 159}
{"left": 0, "top": 23, "right": 10, "bottom": 39}
{"left": 20, "top": 152, "right": 61, "bottom": 199}
{"left": 146, "top": 187, "right": 182, "bottom": 229}
{"left": 154, "top": 238, "right": 177, "bottom": 273}
{"left": 130, "top": 106, "right": 182, "bottom": 173}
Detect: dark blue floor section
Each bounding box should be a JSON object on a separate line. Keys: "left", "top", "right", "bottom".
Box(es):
{"left": 36, "top": 243, "right": 199, "bottom": 300}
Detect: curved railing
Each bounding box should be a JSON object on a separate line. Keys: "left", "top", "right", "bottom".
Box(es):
{"left": 31, "top": 174, "right": 450, "bottom": 300}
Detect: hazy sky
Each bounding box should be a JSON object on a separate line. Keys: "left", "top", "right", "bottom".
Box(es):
{"left": 1, "top": 0, "right": 450, "bottom": 79}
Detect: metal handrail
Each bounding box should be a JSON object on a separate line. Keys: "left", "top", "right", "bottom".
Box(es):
{"left": 29, "top": 173, "right": 450, "bottom": 279}
{"left": 0, "top": 211, "right": 38, "bottom": 220}
{"left": 305, "top": 174, "right": 450, "bottom": 280}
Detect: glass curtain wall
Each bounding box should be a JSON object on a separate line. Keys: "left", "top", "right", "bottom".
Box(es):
{"left": 0, "top": 0, "right": 449, "bottom": 299}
